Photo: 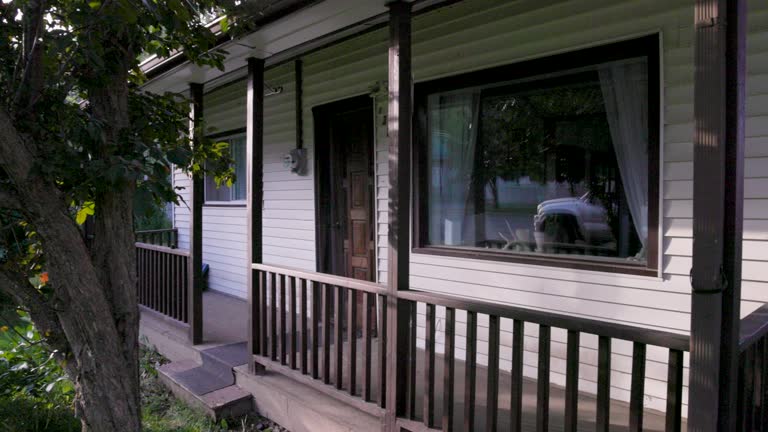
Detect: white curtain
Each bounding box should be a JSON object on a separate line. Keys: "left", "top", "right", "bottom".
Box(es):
{"left": 599, "top": 60, "right": 649, "bottom": 248}
{"left": 428, "top": 91, "right": 480, "bottom": 246}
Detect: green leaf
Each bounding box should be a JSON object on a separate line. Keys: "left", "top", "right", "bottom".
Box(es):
{"left": 88, "top": 1, "right": 101, "bottom": 9}
{"left": 220, "top": 16, "right": 229, "bottom": 33}
{"left": 76, "top": 202, "right": 95, "bottom": 225}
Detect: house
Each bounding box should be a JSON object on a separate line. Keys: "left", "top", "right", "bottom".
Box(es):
{"left": 136, "top": 0, "right": 768, "bottom": 431}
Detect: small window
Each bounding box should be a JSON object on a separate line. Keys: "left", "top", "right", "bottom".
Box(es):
{"left": 205, "top": 135, "right": 246, "bottom": 203}
{"left": 415, "top": 37, "right": 659, "bottom": 274}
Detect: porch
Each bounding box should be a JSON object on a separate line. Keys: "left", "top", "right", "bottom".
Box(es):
{"left": 139, "top": 278, "right": 686, "bottom": 432}
{"left": 136, "top": 0, "right": 768, "bottom": 430}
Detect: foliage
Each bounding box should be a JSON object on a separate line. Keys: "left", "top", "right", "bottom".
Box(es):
{"left": 0, "top": 310, "right": 78, "bottom": 432}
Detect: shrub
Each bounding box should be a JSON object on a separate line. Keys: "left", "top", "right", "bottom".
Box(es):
{"left": 0, "top": 310, "right": 78, "bottom": 432}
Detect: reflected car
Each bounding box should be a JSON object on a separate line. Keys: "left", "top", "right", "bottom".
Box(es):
{"left": 532, "top": 192, "right": 615, "bottom": 253}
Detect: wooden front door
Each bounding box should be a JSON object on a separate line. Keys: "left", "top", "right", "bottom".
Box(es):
{"left": 333, "top": 107, "right": 375, "bottom": 281}
{"left": 315, "top": 96, "right": 375, "bottom": 282}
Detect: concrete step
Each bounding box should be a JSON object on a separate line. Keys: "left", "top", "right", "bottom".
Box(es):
{"left": 158, "top": 359, "right": 253, "bottom": 422}
{"left": 233, "top": 364, "right": 381, "bottom": 432}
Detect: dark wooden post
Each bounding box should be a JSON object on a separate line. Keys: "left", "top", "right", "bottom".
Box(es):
{"left": 246, "top": 57, "right": 266, "bottom": 373}
{"left": 688, "top": 0, "right": 746, "bottom": 430}
{"left": 383, "top": 2, "right": 412, "bottom": 431}
{"left": 188, "top": 82, "right": 204, "bottom": 345}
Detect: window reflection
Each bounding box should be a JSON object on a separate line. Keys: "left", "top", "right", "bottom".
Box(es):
{"left": 426, "top": 59, "right": 648, "bottom": 262}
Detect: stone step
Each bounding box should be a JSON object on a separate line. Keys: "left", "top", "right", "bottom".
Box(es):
{"left": 158, "top": 359, "right": 253, "bottom": 422}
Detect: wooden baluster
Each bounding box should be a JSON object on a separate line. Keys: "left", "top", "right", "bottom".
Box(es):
{"left": 347, "top": 288, "right": 357, "bottom": 395}
{"left": 424, "top": 303, "right": 436, "bottom": 428}
{"left": 738, "top": 349, "right": 747, "bottom": 431}
{"left": 486, "top": 315, "right": 500, "bottom": 432}
{"left": 152, "top": 251, "right": 160, "bottom": 312}
{"left": 407, "top": 301, "right": 417, "bottom": 419}
{"left": 443, "top": 307, "right": 456, "bottom": 432}
{"left": 334, "top": 286, "right": 343, "bottom": 390}
{"left": 322, "top": 283, "right": 332, "bottom": 384}
{"left": 137, "top": 248, "right": 142, "bottom": 306}
{"left": 270, "top": 272, "right": 278, "bottom": 361}
{"left": 311, "top": 280, "right": 321, "bottom": 379}
{"left": 665, "top": 349, "right": 684, "bottom": 432}
{"left": 252, "top": 270, "right": 261, "bottom": 355}
{"left": 464, "top": 311, "right": 477, "bottom": 431}
{"left": 139, "top": 248, "right": 144, "bottom": 306}
{"left": 279, "top": 275, "right": 287, "bottom": 365}
{"left": 161, "top": 252, "right": 166, "bottom": 315}
{"left": 510, "top": 320, "right": 524, "bottom": 432}
{"left": 762, "top": 340, "right": 768, "bottom": 431}
{"left": 629, "top": 342, "right": 647, "bottom": 432}
{"left": 362, "top": 292, "right": 373, "bottom": 402}
{"left": 743, "top": 346, "right": 755, "bottom": 431}
{"left": 564, "top": 330, "right": 580, "bottom": 432}
{"left": 169, "top": 254, "right": 175, "bottom": 320}
{"left": 378, "top": 294, "right": 387, "bottom": 408}
{"left": 755, "top": 339, "right": 764, "bottom": 432}
{"left": 536, "top": 325, "right": 551, "bottom": 432}
{"left": 260, "top": 271, "right": 268, "bottom": 356}
{"left": 177, "top": 255, "right": 182, "bottom": 321}
{"left": 183, "top": 257, "right": 189, "bottom": 323}
{"left": 289, "top": 276, "right": 297, "bottom": 369}
{"left": 164, "top": 252, "right": 169, "bottom": 316}
{"left": 300, "top": 278, "right": 308, "bottom": 374}
{"left": 596, "top": 336, "right": 612, "bottom": 432}
{"left": 147, "top": 250, "right": 152, "bottom": 309}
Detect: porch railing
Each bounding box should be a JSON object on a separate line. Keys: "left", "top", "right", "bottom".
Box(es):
{"left": 136, "top": 242, "right": 189, "bottom": 324}
{"left": 737, "top": 304, "right": 768, "bottom": 430}
{"left": 250, "top": 263, "right": 689, "bottom": 432}
{"left": 136, "top": 228, "right": 178, "bottom": 249}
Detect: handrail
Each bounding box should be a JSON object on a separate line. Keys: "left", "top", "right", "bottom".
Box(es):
{"left": 739, "top": 303, "right": 768, "bottom": 352}
{"left": 135, "top": 242, "right": 190, "bottom": 257}
{"left": 252, "top": 262, "right": 689, "bottom": 352}
{"left": 399, "top": 290, "right": 690, "bottom": 352}
{"left": 252, "top": 263, "right": 389, "bottom": 296}
{"left": 136, "top": 228, "right": 177, "bottom": 234}
{"left": 136, "top": 228, "right": 178, "bottom": 248}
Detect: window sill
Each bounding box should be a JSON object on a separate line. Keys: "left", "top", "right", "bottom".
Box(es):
{"left": 203, "top": 201, "right": 246, "bottom": 208}
{"left": 412, "top": 246, "right": 659, "bottom": 277}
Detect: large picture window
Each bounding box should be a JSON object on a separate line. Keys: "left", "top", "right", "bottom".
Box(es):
{"left": 415, "top": 37, "right": 659, "bottom": 274}
{"left": 205, "top": 134, "right": 246, "bottom": 203}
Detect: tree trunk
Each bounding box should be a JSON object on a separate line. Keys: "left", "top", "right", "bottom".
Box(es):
{"left": 0, "top": 64, "right": 143, "bottom": 430}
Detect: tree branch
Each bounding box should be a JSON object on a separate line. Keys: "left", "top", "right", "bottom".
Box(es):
{"left": 0, "top": 267, "right": 70, "bottom": 357}
{"left": 13, "top": 0, "right": 47, "bottom": 114}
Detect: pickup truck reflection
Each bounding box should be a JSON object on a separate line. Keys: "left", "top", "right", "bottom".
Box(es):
{"left": 531, "top": 192, "right": 616, "bottom": 254}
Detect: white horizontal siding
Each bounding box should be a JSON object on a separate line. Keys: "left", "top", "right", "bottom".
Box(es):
{"left": 172, "top": 82, "right": 249, "bottom": 299}
{"left": 262, "top": 64, "right": 317, "bottom": 272}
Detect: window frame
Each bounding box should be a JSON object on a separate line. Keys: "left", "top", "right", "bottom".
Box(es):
{"left": 204, "top": 128, "right": 248, "bottom": 207}
{"left": 412, "top": 35, "right": 660, "bottom": 276}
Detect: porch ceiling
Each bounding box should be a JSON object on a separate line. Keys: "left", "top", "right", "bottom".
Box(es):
{"left": 140, "top": 0, "right": 394, "bottom": 95}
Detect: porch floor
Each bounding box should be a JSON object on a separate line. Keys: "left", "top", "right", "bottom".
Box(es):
{"left": 140, "top": 290, "right": 685, "bottom": 432}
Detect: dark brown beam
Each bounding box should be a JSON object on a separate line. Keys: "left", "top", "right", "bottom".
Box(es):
{"left": 246, "top": 57, "right": 265, "bottom": 372}
{"left": 688, "top": 0, "right": 747, "bottom": 431}
{"left": 188, "top": 82, "right": 204, "bottom": 345}
{"left": 295, "top": 59, "right": 303, "bottom": 149}
{"left": 383, "top": 2, "right": 413, "bottom": 431}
